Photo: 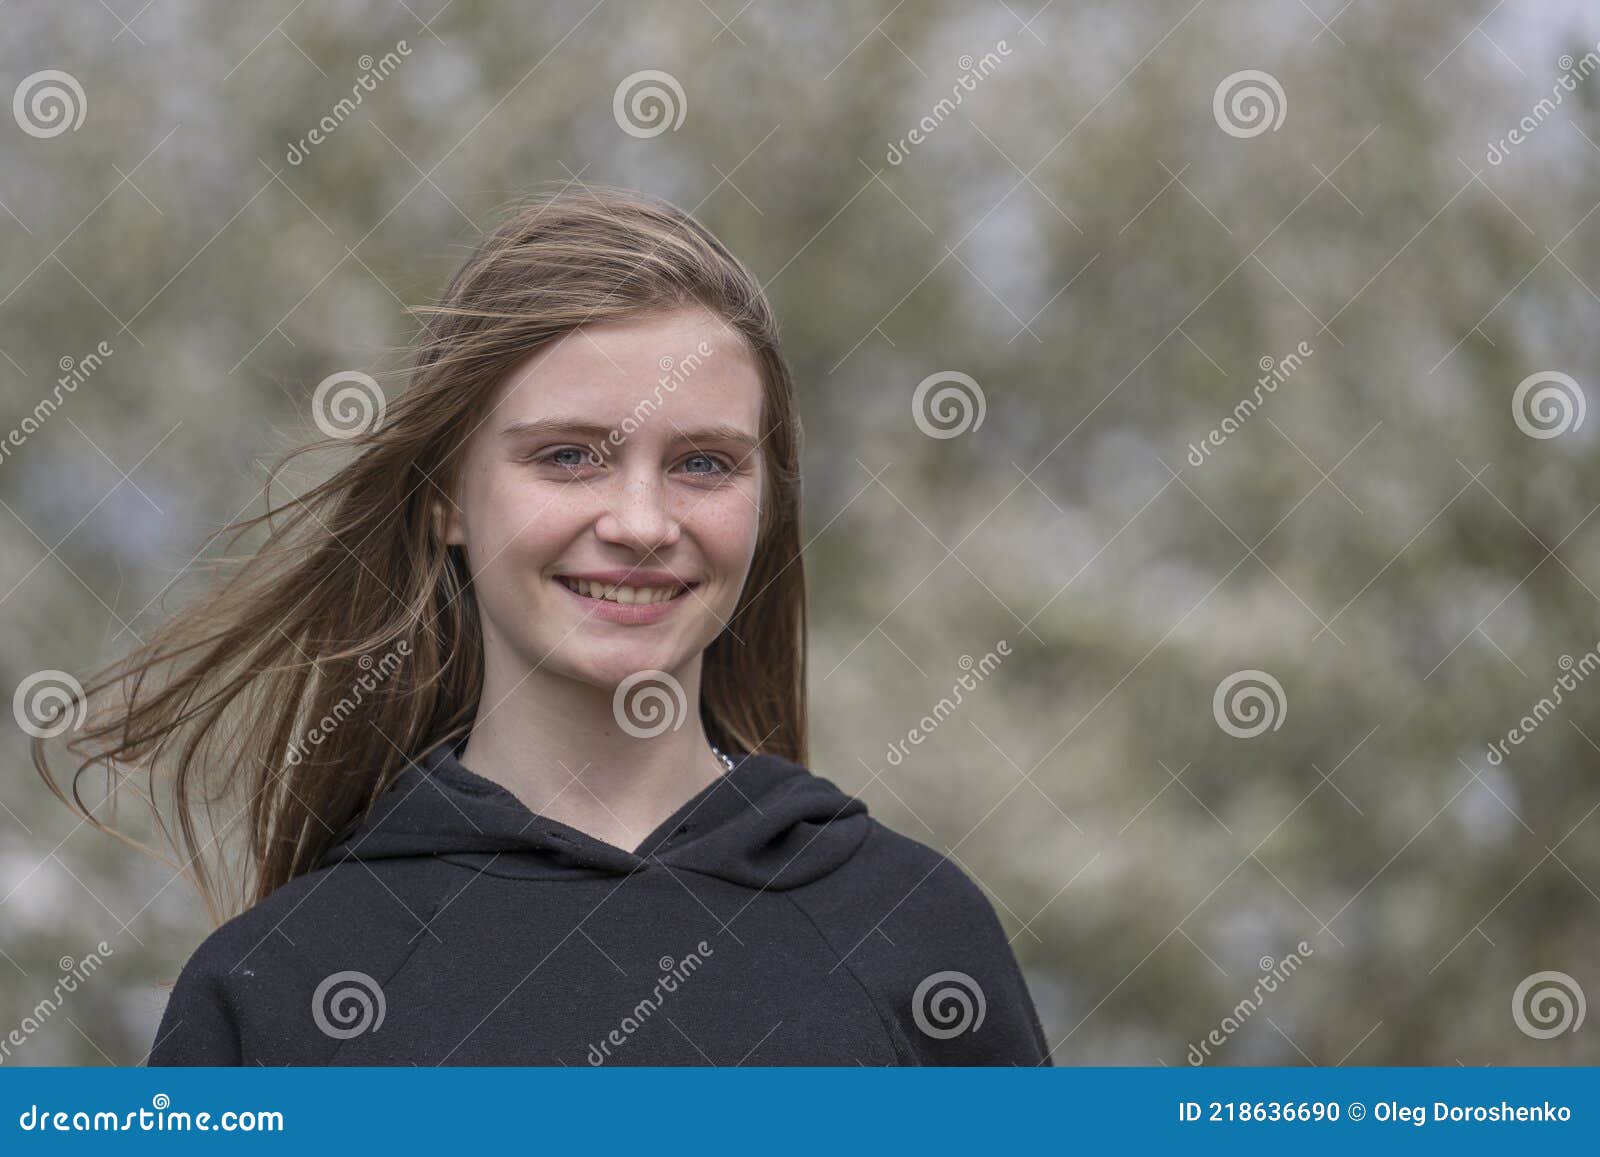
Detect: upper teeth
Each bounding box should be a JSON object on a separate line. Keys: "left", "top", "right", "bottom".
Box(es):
{"left": 562, "top": 577, "right": 684, "bottom": 604}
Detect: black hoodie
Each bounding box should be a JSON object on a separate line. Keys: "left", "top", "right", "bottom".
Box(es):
{"left": 147, "top": 736, "right": 1052, "bottom": 1066}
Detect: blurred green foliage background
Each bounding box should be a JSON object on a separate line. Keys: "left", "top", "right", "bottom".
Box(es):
{"left": 2, "top": 0, "right": 1598, "bottom": 1065}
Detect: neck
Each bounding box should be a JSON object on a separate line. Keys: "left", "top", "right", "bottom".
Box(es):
{"left": 456, "top": 644, "right": 727, "bottom": 853}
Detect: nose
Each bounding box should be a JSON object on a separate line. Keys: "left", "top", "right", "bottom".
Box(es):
{"left": 592, "top": 469, "right": 682, "bottom": 555}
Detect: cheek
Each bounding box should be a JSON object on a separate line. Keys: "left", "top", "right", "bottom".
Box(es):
{"left": 464, "top": 472, "right": 570, "bottom": 570}
{"left": 689, "top": 491, "right": 762, "bottom": 568}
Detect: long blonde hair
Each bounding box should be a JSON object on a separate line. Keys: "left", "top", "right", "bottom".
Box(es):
{"left": 32, "top": 184, "right": 808, "bottom": 926}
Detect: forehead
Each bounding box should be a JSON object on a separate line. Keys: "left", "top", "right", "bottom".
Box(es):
{"left": 486, "top": 307, "right": 763, "bottom": 435}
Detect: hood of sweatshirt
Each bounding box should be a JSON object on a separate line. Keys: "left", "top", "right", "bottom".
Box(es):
{"left": 317, "top": 735, "right": 873, "bottom": 891}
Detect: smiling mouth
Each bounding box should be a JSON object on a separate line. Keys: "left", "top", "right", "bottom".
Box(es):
{"left": 556, "top": 576, "right": 697, "bottom": 605}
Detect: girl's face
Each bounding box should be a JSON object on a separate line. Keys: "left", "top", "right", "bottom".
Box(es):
{"left": 439, "top": 306, "right": 766, "bottom": 693}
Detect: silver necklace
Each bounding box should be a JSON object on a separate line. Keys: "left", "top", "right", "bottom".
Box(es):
{"left": 709, "top": 742, "right": 735, "bottom": 772}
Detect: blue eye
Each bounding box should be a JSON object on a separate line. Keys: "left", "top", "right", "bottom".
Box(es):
{"left": 681, "top": 453, "right": 730, "bottom": 476}
{"left": 537, "top": 445, "right": 600, "bottom": 469}
{"left": 526, "top": 445, "right": 732, "bottom": 479}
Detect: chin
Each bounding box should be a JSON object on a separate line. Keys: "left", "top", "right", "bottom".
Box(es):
{"left": 550, "top": 643, "right": 691, "bottom": 691}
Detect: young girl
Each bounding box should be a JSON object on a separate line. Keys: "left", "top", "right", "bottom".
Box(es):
{"left": 36, "top": 185, "right": 1051, "bottom": 1066}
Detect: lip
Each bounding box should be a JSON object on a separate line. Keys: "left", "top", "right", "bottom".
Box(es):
{"left": 556, "top": 568, "right": 698, "bottom": 587}
{"left": 553, "top": 574, "right": 696, "bottom": 625}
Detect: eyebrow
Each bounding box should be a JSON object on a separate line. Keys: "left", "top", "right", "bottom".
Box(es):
{"left": 498, "top": 416, "right": 758, "bottom": 451}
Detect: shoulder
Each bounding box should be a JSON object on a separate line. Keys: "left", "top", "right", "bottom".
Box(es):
{"left": 172, "top": 867, "right": 335, "bottom": 973}
{"left": 177, "top": 850, "right": 454, "bottom": 972}
{"left": 149, "top": 860, "right": 441, "bottom": 1065}
{"left": 792, "top": 815, "right": 1052, "bottom": 1065}
{"left": 842, "top": 815, "right": 1011, "bottom": 935}
{"left": 163, "top": 858, "right": 385, "bottom": 993}
{"left": 147, "top": 867, "right": 331, "bottom": 1065}
{"left": 786, "top": 812, "right": 1017, "bottom": 980}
